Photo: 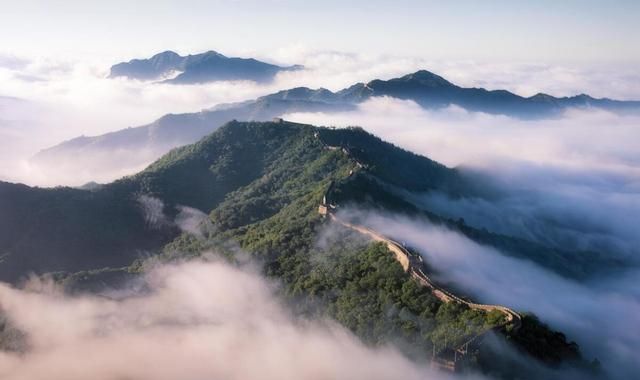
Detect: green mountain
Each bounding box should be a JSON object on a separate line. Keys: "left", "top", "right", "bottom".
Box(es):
{"left": 0, "top": 121, "right": 599, "bottom": 378}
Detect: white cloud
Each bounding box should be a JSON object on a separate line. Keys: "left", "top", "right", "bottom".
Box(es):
{"left": 0, "top": 259, "right": 463, "bottom": 380}
{"left": 285, "top": 97, "right": 640, "bottom": 258}
{"left": 342, "top": 209, "right": 640, "bottom": 380}
{"left": 287, "top": 96, "right": 640, "bottom": 176}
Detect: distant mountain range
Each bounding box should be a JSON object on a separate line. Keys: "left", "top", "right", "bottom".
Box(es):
{"left": 32, "top": 70, "right": 640, "bottom": 183}
{"left": 109, "top": 50, "right": 303, "bottom": 83}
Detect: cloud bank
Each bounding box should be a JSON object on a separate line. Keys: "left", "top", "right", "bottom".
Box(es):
{"left": 340, "top": 209, "right": 639, "bottom": 380}
{"left": 286, "top": 97, "right": 640, "bottom": 259}
{"left": 0, "top": 259, "right": 472, "bottom": 380}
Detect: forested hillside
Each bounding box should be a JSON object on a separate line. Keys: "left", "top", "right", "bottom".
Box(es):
{"left": 0, "top": 121, "right": 596, "bottom": 378}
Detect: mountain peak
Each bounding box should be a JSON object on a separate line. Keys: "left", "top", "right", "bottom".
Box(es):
{"left": 262, "top": 87, "right": 337, "bottom": 103}
{"left": 151, "top": 50, "right": 180, "bottom": 58}
{"left": 529, "top": 93, "right": 557, "bottom": 102}
{"left": 574, "top": 93, "right": 595, "bottom": 100}
{"left": 198, "top": 50, "right": 226, "bottom": 58}
{"left": 399, "top": 70, "right": 454, "bottom": 87}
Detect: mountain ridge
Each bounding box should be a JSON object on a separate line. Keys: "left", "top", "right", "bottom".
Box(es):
{"left": 0, "top": 120, "right": 604, "bottom": 378}
{"left": 31, "top": 69, "right": 640, "bottom": 184}
{"left": 109, "top": 50, "right": 303, "bottom": 83}
{"left": 7, "top": 121, "right": 620, "bottom": 281}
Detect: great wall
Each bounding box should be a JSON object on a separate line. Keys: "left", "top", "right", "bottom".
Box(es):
{"left": 319, "top": 201, "right": 522, "bottom": 372}
{"left": 314, "top": 131, "right": 521, "bottom": 372}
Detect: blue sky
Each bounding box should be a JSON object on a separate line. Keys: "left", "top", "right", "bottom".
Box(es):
{"left": 1, "top": 0, "right": 639, "bottom": 64}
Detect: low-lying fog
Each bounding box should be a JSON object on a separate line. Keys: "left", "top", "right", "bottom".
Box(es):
{"left": 0, "top": 259, "right": 472, "bottom": 380}
{"left": 336, "top": 208, "right": 639, "bottom": 380}
{"left": 286, "top": 97, "right": 640, "bottom": 260}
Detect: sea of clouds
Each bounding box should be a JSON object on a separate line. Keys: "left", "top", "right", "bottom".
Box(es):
{"left": 333, "top": 209, "right": 639, "bottom": 380}
{"left": 279, "top": 68, "right": 640, "bottom": 379}
{"left": 1, "top": 48, "right": 639, "bottom": 379}
{"left": 286, "top": 97, "right": 640, "bottom": 260}
{"left": 1, "top": 48, "right": 639, "bottom": 185}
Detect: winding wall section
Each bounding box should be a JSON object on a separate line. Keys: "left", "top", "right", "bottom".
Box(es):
{"left": 315, "top": 131, "right": 521, "bottom": 371}
{"left": 319, "top": 201, "right": 521, "bottom": 371}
